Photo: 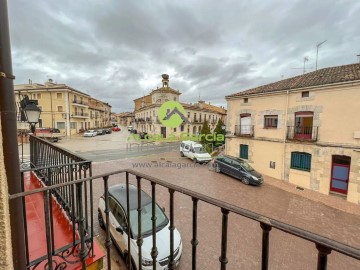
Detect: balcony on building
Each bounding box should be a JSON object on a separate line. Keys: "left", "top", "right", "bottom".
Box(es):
{"left": 287, "top": 125, "right": 318, "bottom": 141}
{"left": 72, "top": 99, "right": 89, "bottom": 107}
{"left": 72, "top": 112, "right": 89, "bottom": 118}
{"left": 234, "top": 125, "right": 254, "bottom": 137}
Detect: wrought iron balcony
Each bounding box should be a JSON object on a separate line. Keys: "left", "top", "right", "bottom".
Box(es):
{"left": 72, "top": 112, "right": 89, "bottom": 118}
{"left": 72, "top": 100, "right": 89, "bottom": 106}
{"left": 10, "top": 135, "right": 360, "bottom": 270}
{"left": 234, "top": 125, "right": 254, "bottom": 137}
{"left": 287, "top": 126, "right": 318, "bottom": 141}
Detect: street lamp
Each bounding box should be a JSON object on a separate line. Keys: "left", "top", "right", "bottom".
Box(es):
{"left": 23, "top": 102, "right": 41, "bottom": 133}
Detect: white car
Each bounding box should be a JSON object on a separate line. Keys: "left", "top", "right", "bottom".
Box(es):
{"left": 180, "top": 141, "right": 212, "bottom": 163}
{"left": 128, "top": 125, "right": 134, "bottom": 131}
{"left": 98, "top": 184, "right": 182, "bottom": 270}
{"left": 83, "top": 130, "right": 97, "bottom": 137}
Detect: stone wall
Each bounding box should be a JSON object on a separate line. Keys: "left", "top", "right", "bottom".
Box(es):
{"left": 0, "top": 116, "right": 14, "bottom": 269}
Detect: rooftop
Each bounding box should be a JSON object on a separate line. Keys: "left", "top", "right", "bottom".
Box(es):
{"left": 226, "top": 63, "right": 360, "bottom": 99}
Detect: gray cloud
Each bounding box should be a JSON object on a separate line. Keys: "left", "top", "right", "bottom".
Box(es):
{"left": 8, "top": 0, "right": 360, "bottom": 112}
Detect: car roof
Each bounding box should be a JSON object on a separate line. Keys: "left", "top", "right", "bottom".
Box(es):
{"left": 181, "top": 140, "right": 202, "bottom": 146}
{"left": 218, "top": 155, "right": 245, "bottom": 163}
{"left": 108, "top": 184, "right": 152, "bottom": 210}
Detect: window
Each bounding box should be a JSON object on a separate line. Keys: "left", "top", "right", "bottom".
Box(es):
{"left": 302, "top": 91, "right": 310, "bottom": 98}
{"left": 174, "top": 128, "right": 177, "bottom": 132}
{"left": 291, "top": 152, "right": 311, "bottom": 171}
{"left": 243, "top": 98, "right": 248, "bottom": 103}
{"left": 56, "top": 122, "right": 65, "bottom": 129}
{"left": 57, "top": 106, "right": 63, "bottom": 112}
{"left": 188, "top": 112, "right": 190, "bottom": 118}
{"left": 70, "top": 122, "right": 77, "bottom": 129}
{"left": 264, "top": 115, "right": 278, "bottom": 128}
{"left": 57, "top": 93, "right": 62, "bottom": 99}
{"left": 37, "top": 93, "right": 41, "bottom": 99}
{"left": 240, "top": 144, "right": 248, "bottom": 159}
{"left": 181, "top": 125, "right": 184, "bottom": 132}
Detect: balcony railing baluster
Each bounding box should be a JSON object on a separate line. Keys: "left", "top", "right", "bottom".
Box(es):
{"left": 151, "top": 182, "right": 158, "bottom": 269}
{"left": 137, "top": 176, "right": 143, "bottom": 270}
{"left": 76, "top": 181, "right": 87, "bottom": 269}
{"left": 316, "top": 244, "right": 332, "bottom": 270}
{"left": 44, "top": 190, "right": 53, "bottom": 270}
{"left": 168, "top": 189, "right": 175, "bottom": 270}
{"left": 219, "top": 208, "right": 229, "bottom": 270}
{"left": 126, "top": 172, "right": 132, "bottom": 270}
{"left": 191, "top": 197, "right": 199, "bottom": 270}
{"left": 103, "top": 175, "right": 112, "bottom": 270}
{"left": 20, "top": 171, "right": 30, "bottom": 266}
{"left": 260, "top": 222, "right": 272, "bottom": 270}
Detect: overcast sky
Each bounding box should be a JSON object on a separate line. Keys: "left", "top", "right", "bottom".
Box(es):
{"left": 8, "top": 0, "right": 360, "bottom": 112}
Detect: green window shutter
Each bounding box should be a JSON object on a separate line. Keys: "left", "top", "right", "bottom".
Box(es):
{"left": 291, "top": 152, "right": 311, "bottom": 171}
{"left": 240, "top": 144, "right": 249, "bottom": 159}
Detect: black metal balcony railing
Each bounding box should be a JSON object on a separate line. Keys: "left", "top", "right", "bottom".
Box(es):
{"left": 234, "top": 125, "right": 254, "bottom": 137}
{"left": 10, "top": 135, "right": 360, "bottom": 270}
{"left": 72, "top": 112, "right": 89, "bottom": 117}
{"left": 287, "top": 126, "right": 318, "bottom": 141}
{"left": 72, "top": 100, "right": 89, "bottom": 106}
{"left": 24, "top": 136, "right": 93, "bottom": 269}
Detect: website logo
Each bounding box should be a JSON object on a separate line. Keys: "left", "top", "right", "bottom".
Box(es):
{"left": 158, "top": 101, "right": 190, "bottom": 128}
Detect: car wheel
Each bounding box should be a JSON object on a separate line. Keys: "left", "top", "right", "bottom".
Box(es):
{"left": 180, "top": 151, "right": 184, "bottom": 157}
{"left": 98, "top": 210, "right": 105, "bottom": 230}
{"left": 215, "top": 163, "right": 221, "bottom": 173}
{"left": 241, "top": 177, "right": 250, "bottom": 185}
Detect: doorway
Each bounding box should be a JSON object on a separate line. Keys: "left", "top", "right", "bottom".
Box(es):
{"left": 330, "top": 155, "right": 351, "bottom": 195}
{"left": 161, "top": 127, "right": 166, "bottom": 138}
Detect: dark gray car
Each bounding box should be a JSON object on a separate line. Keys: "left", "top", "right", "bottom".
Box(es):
{"left": 213, "top": 155, "right": 263, "bottom": 185}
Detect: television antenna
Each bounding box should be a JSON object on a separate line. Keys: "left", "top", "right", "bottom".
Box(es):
{"left": 291, "top": 56, "right": 312, "bottom": 74}
{"left": 316, "top": 40, "right": 327, "bottom": 70}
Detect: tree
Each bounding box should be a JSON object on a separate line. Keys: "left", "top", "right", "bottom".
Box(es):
{"left": 214, "top": 119, "right": 226, "bottom": 145}
{"left": 200, "top": 120, "right": 211, "bottom": 145}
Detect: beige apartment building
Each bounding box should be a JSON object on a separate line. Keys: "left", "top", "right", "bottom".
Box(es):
{"left": 225, "top": 63, "right": 360, "bottom": 204}
{"left": 134, "top": 74, "right": 226, "bottom": 137}
{"left": 14, "top": 80, "right": 112, "bottom": 136}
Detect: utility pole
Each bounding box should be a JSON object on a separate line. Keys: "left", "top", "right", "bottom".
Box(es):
{"left": 0, "top": 0, "right": 26, "bottom": 269}
{"left": 316, "top": 40, "right": 327, "bottom": 70}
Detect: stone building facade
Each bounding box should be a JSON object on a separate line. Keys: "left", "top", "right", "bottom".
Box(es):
{"left": 226, "top": 63, "right": 360, "bottom": 204}
{"left": 133, "top": 74, "right": 226, "bottom": 138}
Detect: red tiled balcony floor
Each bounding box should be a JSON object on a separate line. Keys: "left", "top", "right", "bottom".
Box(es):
{"left": 24, "top": 172, "right": 104, "bottom": 269}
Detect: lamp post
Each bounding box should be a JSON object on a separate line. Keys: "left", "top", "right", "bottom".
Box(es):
{"left": 23, "top": 102, "right": 41, "bottom": 133}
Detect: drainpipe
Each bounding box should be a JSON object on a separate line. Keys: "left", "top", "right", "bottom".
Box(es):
{"left": 0, "top": 0, "right": 26, "bottom": 268}
{"left": 282, "top": 90, "right": 290, "bottom": 180}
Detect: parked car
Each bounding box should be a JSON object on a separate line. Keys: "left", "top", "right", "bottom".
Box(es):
{"left": 98, "top": 184, "right": 182, "bottom": 270}
{"left": 104, "top": 128, "right": 112, "bottom": 134}
{"left": 96, "top": 129, "right": 106, "bottom": 135}
{"left": 213, "top": 155, "right": 264, "bottom": 185}
{"left": 35, "top": 128, "right": 65, "bottom": 142}
{"left": 179, "top": 141, "right": 212, "bottom": 163}
{"left": 83, "top": 130, "right": 97, "bottom": 137}
{"left": 112, "top": 126, "right": 121, "bottom": 132}
{"left": 128, "top": 125, "right": 133, "bottom": 131}
{"left": 139, "top": 132, "right": 148, "bottom": 139}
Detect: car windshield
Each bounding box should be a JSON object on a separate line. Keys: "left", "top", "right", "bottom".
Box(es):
{"left": 129, "top": 203, "right": 168, "bottom": 238}
{"left": 193, "top": 147, "right": 207, "bottom": 153}
{"left": 240, "top": 161, "right": 254, "bottom": 172}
